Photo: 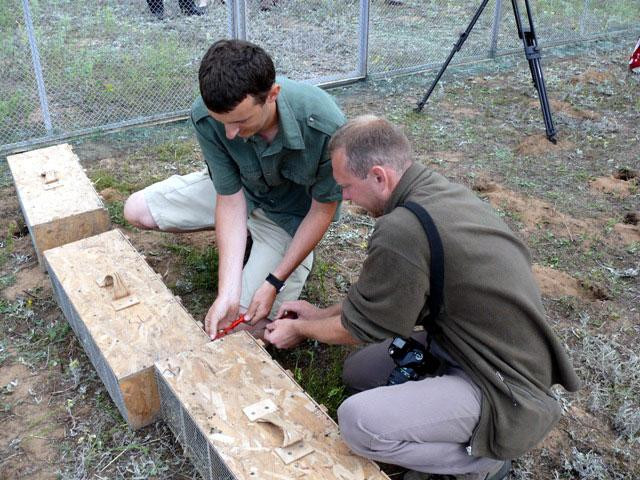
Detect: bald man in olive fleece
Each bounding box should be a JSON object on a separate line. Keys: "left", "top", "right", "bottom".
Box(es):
{"left": 265, "top": 116, "right": 579, "bottom": 480}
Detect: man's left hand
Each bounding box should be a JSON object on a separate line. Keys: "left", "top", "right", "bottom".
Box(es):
{"left": 245, "top": 281, "right": 277, "bottom": 325}
{"left": 264, "top": 319, "right": 305, "bottom": 349}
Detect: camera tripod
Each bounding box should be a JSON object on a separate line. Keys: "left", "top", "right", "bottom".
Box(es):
{"left": 415, "top": 0, "right": 557, "bottom": 143}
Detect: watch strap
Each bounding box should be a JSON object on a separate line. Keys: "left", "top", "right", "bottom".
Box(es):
{"left": 265, "top": 273, "right": 286, "bottom": 293}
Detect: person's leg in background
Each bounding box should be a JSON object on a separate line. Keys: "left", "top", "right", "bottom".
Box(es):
{"left": 146, "top": 0, "right": 164, "bottom": 19}
{"left": 124, "top": 170, "right": 215, "bottom": 232}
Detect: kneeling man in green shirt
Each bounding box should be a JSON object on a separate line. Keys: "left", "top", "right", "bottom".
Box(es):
{"left": 265, "top": 116, "right": 580, "bottom": 480}
{"left": 124, "top": 40, "right": 344, "bottom": 338}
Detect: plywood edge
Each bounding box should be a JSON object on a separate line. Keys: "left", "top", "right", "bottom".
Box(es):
{"left": 120, "top": 367, "right": 161, "bottom": 429}
{"left": 34, "top": 209, "right": 112, "bottom": 257}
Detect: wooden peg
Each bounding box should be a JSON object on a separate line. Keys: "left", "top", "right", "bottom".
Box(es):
{"left": 40, "top": 170, "right": 62, "bottom": 190}
{"left": 41, "top": 169, "right": 58, "bottom": 184}
{"left": 96, "top": 272, "right": 140, "bottom": 311}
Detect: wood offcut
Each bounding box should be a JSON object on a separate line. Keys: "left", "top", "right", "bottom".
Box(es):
{"left": 7, "top": 143, "right": 111, "bottom": 269}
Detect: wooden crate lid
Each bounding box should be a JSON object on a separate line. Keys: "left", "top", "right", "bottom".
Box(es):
{"left": 156, "top": 332, "right": 389, "bottom": 480}
{"left": 7, "top": 143, "right": 105, "bottom": 225}
{"left": 44, "top": 229, "right": 209, "bottom": 379}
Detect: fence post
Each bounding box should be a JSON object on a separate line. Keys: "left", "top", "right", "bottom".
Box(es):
{"left": 357, "top": 0, "right": 370, "bottom": 78}
{"left": 579, "top": 0, "right": 591, "bottom": 36}
{"left": 489, "top": 0, "right": 503, "bottom": 58}
{"left": 228, "top": 0, "right": 247, "bottom": 40}
{"left": 21, "top": 0, "right": 52, "bottom": 135}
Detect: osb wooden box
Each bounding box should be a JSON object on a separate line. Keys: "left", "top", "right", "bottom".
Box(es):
{"left": 44, "top": 229, "right": 210, "bottom": 429}
{"left": 155, "top": 332, "right": 389, "bottom": 480}
{"left": 6, "top": 143, "right": 111, "bottom": 269}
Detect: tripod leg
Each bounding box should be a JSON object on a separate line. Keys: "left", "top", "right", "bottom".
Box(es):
{"left": 511, "top": 0, "right": 557, "bottom": 143}
{"left": 415, "top": 0, "right": 491, "bottom": 112}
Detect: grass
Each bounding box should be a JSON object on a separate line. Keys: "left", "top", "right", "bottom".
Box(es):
{"left": 164, "top": 243, "right": 219, "bottom": 294}
{"left": 2, "top": 37, "right": 640, "bottom": 479}
{"left": 2, "top": 1, "right": 637, "bottom": 148}
{"left": 270, "top": 343, "right": 349, "bottom": 419}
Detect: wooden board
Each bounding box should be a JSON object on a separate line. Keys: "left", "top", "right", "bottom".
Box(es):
{"left": 6, "top": 143, "right": 111, "bottom": 269}
{"left": 44, "top": 229, "right": 210, "bottom": 429}
{"left": 155, "top": 332, "right": 390, "bottom": 480}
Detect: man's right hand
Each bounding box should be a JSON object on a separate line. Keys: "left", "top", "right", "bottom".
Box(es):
{"left": 204, "top": 297, "right": 240, "bottom": 339}
{"left": 276, "top": 300, "right": 322, "bottom": 321}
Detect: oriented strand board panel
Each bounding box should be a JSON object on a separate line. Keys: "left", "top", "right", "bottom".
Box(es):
{"left": 44, "top": 229, "right": 210, "bottom": 429}
{"left": 7, "top": 143, "right": 111, "bottom": 268}
{"left": 155, "top": 332, "right": 390, "bottom": 480}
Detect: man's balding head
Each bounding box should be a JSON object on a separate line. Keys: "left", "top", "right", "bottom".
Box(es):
{"left": 328, "top": 115, "right": 413, "bottom": 179}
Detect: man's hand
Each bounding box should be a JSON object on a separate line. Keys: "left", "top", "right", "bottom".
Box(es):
{"left": 204, "top": 297, "right": 240, "bottom": 340}
{"left": 276, "top": 300, "right": 322, "bottom": 321}
{"left": 264, "top": 319, "right": 305, "bottom": 349}
{"left": 245, "top": 281, "right": 277, "bottom": 325}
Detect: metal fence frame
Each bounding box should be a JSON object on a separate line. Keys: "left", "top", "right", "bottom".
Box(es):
{"left": 2, "top": 0, "right": 638, "bottom": 154}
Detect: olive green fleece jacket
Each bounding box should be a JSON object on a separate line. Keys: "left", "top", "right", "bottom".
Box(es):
{"left": 341, "top": 163, "right": 580, "bottom": 460}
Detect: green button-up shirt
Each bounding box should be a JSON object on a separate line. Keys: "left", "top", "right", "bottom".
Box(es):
{"left": 190, "top": 77, "right": 345, "bottom": 237}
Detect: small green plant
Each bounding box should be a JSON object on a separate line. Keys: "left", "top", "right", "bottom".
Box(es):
{"left": 273, "top": 344, "right": 349, "bottom": 419}
{"left": 165, "top": 243, "right": 219, "bottom": 292}
{"left": 90, "top": 171, "right": 135, "bottom": 193}
{"left": 47, "top": 320, "right": 71, "bottom": 344}
{"left": 106, "top": 201, "right": 126, "bottom": 226}
{"left": 0, "top": 274, "right": 16, "bottom": 290}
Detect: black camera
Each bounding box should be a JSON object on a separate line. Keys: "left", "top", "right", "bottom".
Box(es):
{"left": 386, "top": 336, "right": 446, "bottom": 385}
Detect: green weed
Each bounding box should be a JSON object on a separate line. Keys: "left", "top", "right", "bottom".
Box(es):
{"left": 89, "top": 170, "right": 136, "bottom": 193}
{"left": 0, "top": 92, "right": 26, "bottom": 125}
{"left": 304, "top": 259, "right": 336, "bottom": 304}
{"left": 0, "top": 274, "right": 16, "bottom": 290}
{"left": 106, "top": 200, "right": 126, "bottom": 226}
{"left": 165, "top": 243, "right": 219, "bottom": 292}
{"left": 274, "top": 344, "right": 349, "bottom": 419}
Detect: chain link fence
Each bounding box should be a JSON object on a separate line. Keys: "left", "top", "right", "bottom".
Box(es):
{"left": 1, "top": 0, "right": 638, "bottom": 153}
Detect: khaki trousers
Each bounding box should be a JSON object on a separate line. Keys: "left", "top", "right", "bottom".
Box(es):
{"left": 338, "top": 333, "right": 503, "bottom": 477}
{"left": 143, "top": 170, "right": 313, "bottom": 317}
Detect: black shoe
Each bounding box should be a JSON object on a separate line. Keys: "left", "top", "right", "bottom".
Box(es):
{"left": 179, "top": 0, "right": 206, "bottom": 15}
{"left": 147, "top": 0, "right": 164, "bottom": 19}
{"left": 259, "top": 0, "right": 276, "bottom": 11}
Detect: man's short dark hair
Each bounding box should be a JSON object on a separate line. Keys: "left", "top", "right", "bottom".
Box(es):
{"left": 198, "top": 39, "right": 276, "bottom": 113}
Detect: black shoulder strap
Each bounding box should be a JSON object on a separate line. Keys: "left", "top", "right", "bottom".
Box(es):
{"left": 401, "top": 201, "right": 444, "bottom": 332}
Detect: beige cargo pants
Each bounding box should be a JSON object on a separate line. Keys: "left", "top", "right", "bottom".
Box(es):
{"left": 143, "top": 170, "right": 313, "bottom": 318}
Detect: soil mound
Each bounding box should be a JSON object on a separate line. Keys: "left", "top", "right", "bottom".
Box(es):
{"left": 515, "top": 134, "right": 574, "bottom": 156}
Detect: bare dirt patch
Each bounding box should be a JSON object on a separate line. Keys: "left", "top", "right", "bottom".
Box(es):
{"left": 440, "top": 101, "right": 480, "bottom": 119}
{"left": 569, "top": 68, "right": 615, "bottom": 85}
{"left": 529, "top": 99, "right": 601, "bottom": 121}
{"left": 429, "top": 151, "right": 464, "bottom": 163}
{"left": 613, "top": 223, "right": 640, "bottom": 245}
{"left": 98, "top": 187, "right": 126, "bottom": 203}
{"left": 514, "top": 133, "right": 574, "bottom": 156}
{"left": 0, "top": 358, "right": 65, "bottom": 480}
{"left": 1, "top": 266, "right": 48, "bottom": 301}
{"left": 590, "top": 175, "right": 637, "bottom": 198}
{"left": 532, "top": 264, "right": 593, "bottom": 300}
{"left": 473, "top": 177, "right": 592, "bottom": 238}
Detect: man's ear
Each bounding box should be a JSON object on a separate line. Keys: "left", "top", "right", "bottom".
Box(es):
{"left": 370, "top": 165, "right": 388, "bottom": 186}
{"left": 267, "top": 84, "right": 281, "bottom": 103}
